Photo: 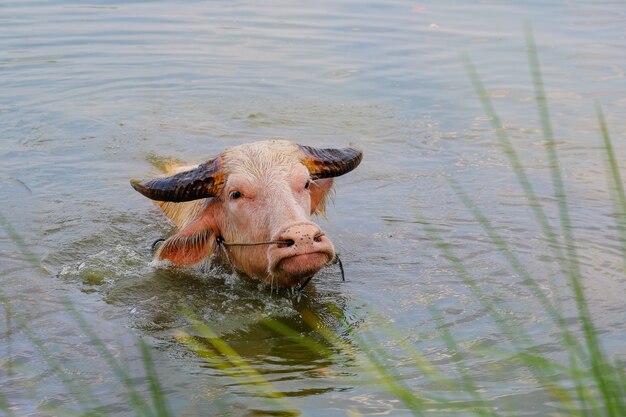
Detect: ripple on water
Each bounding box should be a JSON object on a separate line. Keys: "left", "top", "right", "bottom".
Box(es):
{"left": 2, "top": 0, "right": 626, "bottom": 415}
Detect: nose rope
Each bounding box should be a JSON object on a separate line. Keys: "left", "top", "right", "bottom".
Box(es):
{"left": 215, "top": 232, "right": 325, "bottom": 248}
{"left": 292, "top": 254, "right": 344, "bottom": 301}
{"left": 215, "top": 236, "right": 295, "bottom": 247}
{"left": 215, "top": 236, "right": 291, "bottom": 276}
{"left": 335, "top": 254, "right": 345, "bottom": 282}
{"left": 151, "top": 238, "right": 166, "bottom": 255}
{"left": 150, "top": 235, "right": 345, "bottom": 298}
{"left": 152, "top": 236, "right": 291, "bottom": 253}
{"left": 294, "top": 275, "right": 314, "bottom": 302}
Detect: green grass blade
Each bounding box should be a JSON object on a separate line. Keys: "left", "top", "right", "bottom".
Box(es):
{"left": 0, "top": 296, "right": 107, "bottom": 416}
{"left": 0, "top": 211, "right": 45, "bottom": 273}
{"left": 0, "top": 213, "right": 164, "bottom": 416}
{"left": 429, "top": 305, "right": 506, "bottom": 417}
{"left": 3, "top": 301, "right": 14, "bottom": 379}
{"left": 139, "top": 341, "right": 172, "bottom": 417}
{"left": 180, "top": 308, "right": 299, "bottom": 413}
{"left": 177, "top": 330, "right": 259, "bottom": 391}
{"left": 526, "top": 28, "right": 573, "bottom": 254}
{"left": 325, "top": 305, "right": 506, "bottom": 415}
{"left": 593, "top": 105, "right": 626, "bottom": 415}
{"left": 463, "top": 56, "right": 567, "bottom": 272}
{"left": 0, "top": 391, "right": 17, "bottom": 417}
{"left": 568, "top": 353, "right": 594, "bottom": 417}
{"left": 350, "top": 331, "right": 426, "bottom": 416}
{"left": 0, "top": 210, "right": 173, "bottom": 416}
{"left": 301, "top": 308, "right": 432, "bottom": 415}
{"left": 465, "top": 47, "right": 626, "bottom": 416}
{"left": 596, "top": 102, "right": 626, "bottom": 262}
{"left": 1, "top": 302, "right": 18, "bottom": 417}
{"left": 359, "top": 305, "right": 506, "bottom": 409}
{"left": 445, "top": 176, "right": 580, "bottom": 349}
{"left": 615, "top": 358, "right": 626, "bottom": 401}
{"left": 0, "top": 213, "right": 48, "bottom": 275}
{"left": 176, "top": 332, "right": 229, "bottom": 368}
{"left": 186, "top": 324, "right": 282, "bottom": 398}
{"left": 300, "top": 308, "right": 356, "bottom": 355}
{"left": 445, "top": 173, "right": 596, "bottom": 412}
{"left": 525, "top": 30, "right": 624, "bottom": 417}
{"left": 67, "top": 302, "right": 155, "bottom": 417}
{"left": 416, "top": 210, "right": 530, "bottom": 347}
{"left": 367, "top": 313, "right": 461, "bottom": 390}
{"left": 258, "top": 317, "right": 335, "bottom": 357}
{"left": 417, "top": 211, "right": 580, "bottom": 407}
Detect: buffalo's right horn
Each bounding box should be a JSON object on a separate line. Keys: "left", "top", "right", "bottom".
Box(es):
{"left": 130, "top": 158, "right": 224, "bottom": 202}
{"left": 298, "top": 145, "right": 363, "bottom": 179}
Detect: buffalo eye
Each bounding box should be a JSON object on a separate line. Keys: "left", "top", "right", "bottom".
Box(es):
{"left": 304, "top": 179, "right": 311, "bottom": 190}
{"left": 230, "top": 191, "right": 242, "bottom": 200}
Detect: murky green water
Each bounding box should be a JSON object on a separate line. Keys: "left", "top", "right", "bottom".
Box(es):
{"left": 2, "top": 1, "right": 625, "bottom": 416}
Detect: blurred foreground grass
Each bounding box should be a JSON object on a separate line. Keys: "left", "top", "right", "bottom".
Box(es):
{"left": 1, "top": 32, "right": 625, "bottom": 416}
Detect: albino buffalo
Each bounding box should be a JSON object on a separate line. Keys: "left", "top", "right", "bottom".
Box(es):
{"left": 131, "top": 140, "right": 362, "bottom": 289}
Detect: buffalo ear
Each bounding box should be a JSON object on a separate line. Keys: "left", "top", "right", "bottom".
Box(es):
{"left": 309, "top": 178, "right": 334, "bottom": 215}
{"left": 155, "top": 211, "right": 218, "bottom": 266}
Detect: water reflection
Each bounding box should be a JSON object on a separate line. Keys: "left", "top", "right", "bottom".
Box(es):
{"left": 59, "top": 243, "right": 354, "bottom": 398}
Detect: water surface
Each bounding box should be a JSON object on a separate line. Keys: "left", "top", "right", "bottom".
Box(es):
{"left": 2, "top": 1, "right": 625, "bottom": 416}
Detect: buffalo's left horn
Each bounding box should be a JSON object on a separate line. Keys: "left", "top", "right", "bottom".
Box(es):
{"left": 298, "top": 145, "right": 363, "bottom": 179}
{"left": 130, "top": 158, "right": 224, "bottom": 202}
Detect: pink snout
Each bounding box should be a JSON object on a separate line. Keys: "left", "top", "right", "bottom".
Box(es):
{"left": 269, "top": 221, "right": 335, "bottom": 283}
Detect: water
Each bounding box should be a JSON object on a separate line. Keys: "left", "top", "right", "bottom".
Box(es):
{"left": 2, "top": 1, "right": 625, "bottom": 416}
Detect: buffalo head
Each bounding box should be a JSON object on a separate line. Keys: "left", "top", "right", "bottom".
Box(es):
{"left": 131, "top": 140, "right": 362, "bottom": 288}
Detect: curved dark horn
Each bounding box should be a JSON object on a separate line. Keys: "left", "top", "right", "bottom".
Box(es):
{"left": 298, "top": 145, "right": 363, "bottom": 179}
{"left": 130, "top": 158, "right": 224, "bottom": 202}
